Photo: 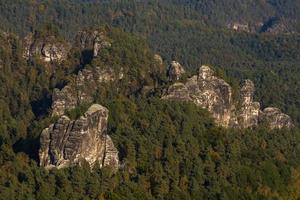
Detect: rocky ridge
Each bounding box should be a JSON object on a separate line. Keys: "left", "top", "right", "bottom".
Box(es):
{"left": 163, "top": 64, "right": 293, "bottom": 129}
{"left": 51, "top": 30, "right": 122, "bottom": 116}
{"left": 39, "top": 30, "right": 121, "bottom": 170}
{"left": 39, "top": 104, "right": 119, "bottom": 170}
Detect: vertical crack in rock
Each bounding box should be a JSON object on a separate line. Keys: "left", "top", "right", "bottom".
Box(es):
{"left": 39, "top": 104, "right": 119, "bottom": 170}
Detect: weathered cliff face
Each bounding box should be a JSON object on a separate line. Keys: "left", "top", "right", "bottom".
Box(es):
{"left": 39, "top": 104, "right": 119, "bottom": 170}
{"left": 260, "top": 107, "right": 293, "bottom": 129}
{"left": 168, "top": 61, "right": 185, "bottom": 81}
{"left": 163, "top": 65, "right": 234, "bottom": 127}
{"left": 163, "top": 64, "right": 293, "bottom": 129}
{"left": 23, "top": 33, "right": 69, "bottom": 63}
{"left": 52, "top": 66, "right": 123, "bottom": 116}
{"left": 237, "top": 80, "right": 261, "bottom": 128}
{"left": 43, "top": 30, "right": 121, "bottom": 171}
{"left": 75, "top": 30, "right": 111, "bottom": 57}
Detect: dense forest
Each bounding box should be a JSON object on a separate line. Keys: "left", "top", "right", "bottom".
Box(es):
{"left": 0, "top": 0, "right": 300, "bottom": 199}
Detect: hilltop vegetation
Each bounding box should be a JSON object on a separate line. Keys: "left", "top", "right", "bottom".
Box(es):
{"left": 0, "top": 1, "right": 300, "bottom": 199}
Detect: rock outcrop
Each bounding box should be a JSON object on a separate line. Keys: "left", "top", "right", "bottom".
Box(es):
{"left": 168, "top": 61, "right": 185, "bottom": 81}
{"left": 75, "top": 30, "right": 111, "bottom": 57}
{"left": 163, "top": 64, "right": 293, "bottom": 129}
{"left": 52, "top": 66, "right": 123, "bottom": 116}
{"left": 23, "top": 33, "right": 69, "bottom": 62}
{"left": 154, "top": 54, "right": 163, "bottom": 66}
{"left": 39, "top": 104, "right": 119, "bottom": 170}
{"left": 163, "top": 65, "right": 234, "bottom": 127}
{"left": 260, "top": 107, "right": 293, "bottom": 129}
{"left": 237, "top": 80, "right": 261, "bottom": 128}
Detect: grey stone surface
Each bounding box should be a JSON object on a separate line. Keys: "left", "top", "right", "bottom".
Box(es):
{"left": 163, "top": 65, "right": 293, "bottom": 129}
{"left": 52, "top": 67, "right": 123, "bottom": 117}
{"left": 75, "top": 30, "right": 111, "bottom": 57}
{"left": 23, "top": 33, "right": 69, "bottom": 62}
{"left": 39, "top": 104, "right": 119, "bottom": 170}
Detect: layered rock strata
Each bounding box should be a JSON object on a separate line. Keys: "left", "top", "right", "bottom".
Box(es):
{"left": 39, "top": 104, "right": 119, "bottom": 170}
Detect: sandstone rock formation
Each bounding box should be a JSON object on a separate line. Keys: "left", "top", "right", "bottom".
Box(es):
{"left": 237, "top": 80, "right": 261, "bottom": 128}
{"left": 168, "top": 61, "right": 185, "bottom": 81}
{"left": 163, "top": 65, "right": 234, "bottom": 127}
{"left": 52, "top": 66, "right": 123, "bottom": 116}
{"left": 23, "top": 33, "right": 69, "bottom": 62}
{"left": 39, "top": 104, "right": 119, "bottom": 170}
{"left": 75, "top": 30, "right": 111, "bottom": 57}
{"left": 163, "top": 64, "right": 293, "bottom": 129}
{"left": 154, "top": 54, "right": 163, "bottom": 66}
{"left": 260, "top": 107, "right": 293, "bottom": 129}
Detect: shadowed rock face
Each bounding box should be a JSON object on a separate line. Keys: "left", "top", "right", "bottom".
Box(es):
{"left": 39, "top": 104, "right": 119, "bottom": 170}
{"left": 163, "top": 64, "right": 293, "bottom": 129}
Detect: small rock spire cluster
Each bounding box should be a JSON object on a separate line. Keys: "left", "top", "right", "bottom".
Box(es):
{"left": 163, "top": 63, "right": 293, "bottom": 129}
{"left": 23, "top": 29, "right": 111, "bottom": 63}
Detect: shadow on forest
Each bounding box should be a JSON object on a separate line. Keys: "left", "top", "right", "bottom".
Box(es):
{"left": 81, "top": 49, "right": 94, "bottom": 65}
{"left": 13, "top": 137, "right": 40, "bottom": 161}
{"left": 30, "top": 91, "right": 52, "bottom": 119}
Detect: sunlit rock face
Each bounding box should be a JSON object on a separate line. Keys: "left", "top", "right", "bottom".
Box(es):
{"left": 163, "top": 65, "right": 234, "bottom": 127}
{"left": 163, "top": 64, "right": 293, "bottom": 129}
{"left": 154, "top": 54, "right": 163, "bottom": 66}
{"left": 168, "top": 61, "right": 185, "bottom": 81}
{"left": 39, "top": 104, "right": 119, "bottom": 170}
{"left": 23, "top": 33, "right": 69, "bottom": 63}
{"left": 260, "top": 107, "right": 293, "bottom": 129}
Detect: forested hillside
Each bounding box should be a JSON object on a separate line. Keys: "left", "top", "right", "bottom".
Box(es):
{"left": 0, "top": 0, "right": 300, "bottom": 36}
{"left": 0, "top": 0, "right": 299, "bottom": 124}
{"left": 0, "top": 1, "right": 300, "bottom": 199}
